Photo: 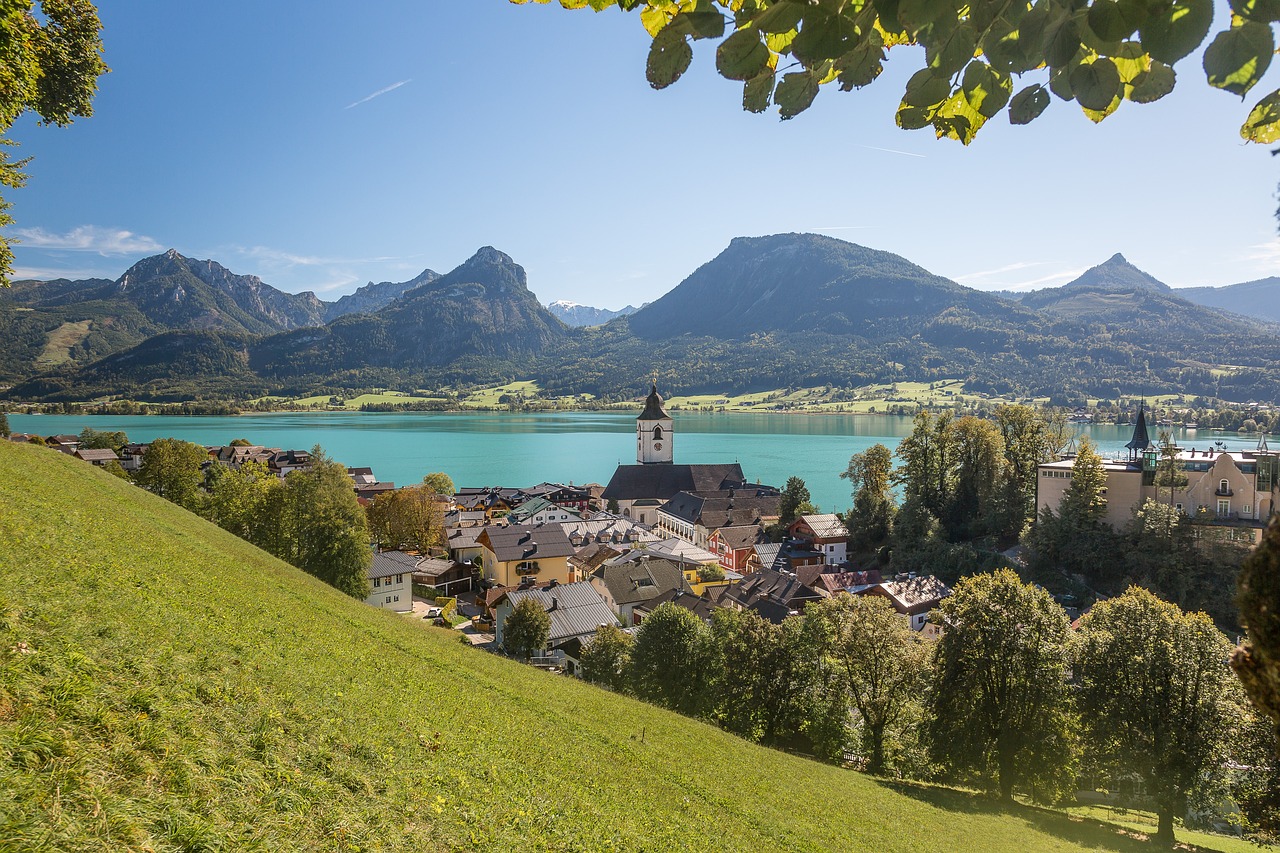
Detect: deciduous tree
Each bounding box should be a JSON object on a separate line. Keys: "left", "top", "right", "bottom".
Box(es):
{"left": 629, "top": 602, "right": 715, "bottom": 716}
{"left": 421, "top": 471, "right": 455, "bottom": 495}
{"left": 77, "top": 427, "right": 127, "bottom": 452}
{"left": 778, "top": 475, "right": 815, "bottom": 527}
{"left": 0, "top": 1, "right": 108, "bottom": 282}
{"left": 842, "top": 443, "right": 896, "bottom": 552}
{"left": 135, "top": 437, "right": 208, "bottom": 512}
{"left": 580, "top": 623, "right": 634, "bottom": 691}
{"left": 1234, "top": 516, "right": 1280, "bottom": 741}
{"left": 0, "top": 411, "right": 8, "bottom": 437}
{"left": 709, "top": 608, "right": 814, "bottom": 744}
{"left": 808, "top": 594, "right": 929, "bottom": 774}
{"left": 503, "top": 597, "right": 551, "bottom": 660}
{"left": 366, "top": 485, "right": 445, "bottom": 553}
{"left": 512, "top": 0, "right": 1280, "bottom": 146}
{"left": 1075, "top": 587, "right": 1241, "bottom": 842}
{"left": 928, "top": 568, "right": 1077, "bottom": 802}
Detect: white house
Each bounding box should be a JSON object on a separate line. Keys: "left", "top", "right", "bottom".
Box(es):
{"left": 366, "top": 551, "right": 415, "bottom": 612}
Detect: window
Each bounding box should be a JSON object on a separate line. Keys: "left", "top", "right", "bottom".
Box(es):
{"left": 385, "top": 596, "right": 392, "bottom": 603}
{"left": 1217, "top": 499, "right": 1231, "bottom": 516}
{"left": 373, "top": 577, "right": 380, "bottom": 588}
{"left": 1220, "top": 479, "right": 1230, "bottom": 492}
{"left": 393, "top": 595, "right": 399, "bottom": 602}
{"left": 395, "top": 574, "right": 403, "bottom": 584}
{"left": 1175, "top": 503, "right": 1184, "bottom": 512}
{"left": 653, "top": 425, "right": 664, "bottom": 440}
{"left": 1244, "top": 504, "right": 1253, "bottom": 515}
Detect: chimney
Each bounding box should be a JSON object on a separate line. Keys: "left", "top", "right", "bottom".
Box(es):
{"left": 549, "top": 596, "right": 559, "bottom": 611}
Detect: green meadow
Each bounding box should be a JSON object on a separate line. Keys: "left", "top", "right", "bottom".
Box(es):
{"left": 0, "top": 440, "right": 1259, "bottom": 851}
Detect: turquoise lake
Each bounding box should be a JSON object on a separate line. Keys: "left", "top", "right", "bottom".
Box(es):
{"left": 7, "top": 411, "right": 1266, "bottom": 515}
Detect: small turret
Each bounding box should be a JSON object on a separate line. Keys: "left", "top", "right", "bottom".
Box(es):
{"left": 1126, "top": 402, "right": 1152, "bottom": 461}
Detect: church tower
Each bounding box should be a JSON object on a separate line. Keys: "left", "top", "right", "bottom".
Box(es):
{"left": 636, "top": 382, "right": 673, "bottom": 465}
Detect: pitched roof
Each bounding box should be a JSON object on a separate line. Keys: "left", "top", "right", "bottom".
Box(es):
{"left": 635, "top": 588, "right": 718, "bottom": 622}
{"left": 1126, "top": 405, "right": 1152, "bottom": 452}
{"left": 411, "top": 557, "right": 457, "bottom": 579}
{"left": 480, "top": 524, "right": 574, "bottom": 563}
{"left": 498, "top": 582, "right": 618, "bottom": 645}
{"left": 601, "top": 463, "right": 747, "bottom": 501}
{"left": 609, "top": 537, "right": 719, "bottom": 566}
{"left": 862, "top": 576, "right": 952, "bottom": 615}
{"left": 659, "top": 490, "right": 781, "bottom": 529}
{"left": 560, "top": 516, "right": 660, "bottom": 549}
{"left": 569, "top": 542, "right": 622, "bottom": 573}
{"left": 815, "top": 570, "right": 882, "bottom": 595}
{"left": 752, "top": 542, "right": 781, "bottom": 568}
{"left": 724, "top": 568, "right": 822, "bottom": 614}
{"left": 711, "top": 525, "right": 765, "bottom": 551}
{"left": 369, "top": 550, "right": 419, "bottom": 580}
{"left": 794, "top": 513, "right": 849, "bottom": 539}
{"left": 592, "top": 558, "right": 689, "bottom": 607}
{"left": 509, "top": 497, "right": 580, "bottom": 523}
{"left": 74, "top": 448, "right": 119, "bottom": 463}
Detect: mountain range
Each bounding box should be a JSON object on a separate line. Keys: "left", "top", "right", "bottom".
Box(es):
{"left": 546, "top": 300, "right": 639, "bottom": 327}
{"left": 4, "top": 235, "right": 1280, "bottom": 404}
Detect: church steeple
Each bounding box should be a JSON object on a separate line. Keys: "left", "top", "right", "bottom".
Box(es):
{"left": 1126, "top": 401, "right": 1152, "bottom": 460}
{"left": 636, "top": 380, "right": 673, "bottom": 465}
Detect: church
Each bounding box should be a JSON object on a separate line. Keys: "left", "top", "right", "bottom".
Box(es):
{"left": 601, "top": 383, "right": 754, "bottom": 525}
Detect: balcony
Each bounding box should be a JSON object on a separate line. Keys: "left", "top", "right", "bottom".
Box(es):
{"left": 1215, "top": 486, "right": 1234, "bottom": 496}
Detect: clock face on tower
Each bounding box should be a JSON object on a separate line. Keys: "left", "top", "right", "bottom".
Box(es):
{"left": 654, "top": 442, "right": 662, "bottom": 451}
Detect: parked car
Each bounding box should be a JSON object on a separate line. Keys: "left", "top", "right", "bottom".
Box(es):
{"left": 422, "top": 606, "right": 443, "bottom": 619}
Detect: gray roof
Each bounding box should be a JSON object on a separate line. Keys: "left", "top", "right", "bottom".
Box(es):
{"left": 75, "top": 448, "right": 119, "bottom": 462}
{"left": 593, "top": 558, "right": 689, "bottom": 607}
{"left": 369, "top": 550, "right": 419, "bottom": 580}
{"left": 481, "top": 523, "right": 574, "bottom": 562}
{"left": 660, "top": 490, "right": 781, "bottom": 529}
{"left": 601, "top": 463, "right": 747, "bottom": 501}
{"left": 752, "top": 543, "right": 781, "bottom": 567}
{"left": 500, "top": 582, "right": 618, "bottom": 644}
{"left": 724, "top": 568, "right": 822, "bottom": 615}
{"left": 635, "top": 588, "right": 718, "bottom": 622}
{"left": 559, "top": 516, "right": 659, "bottom": 548}
{"left": 638, "top": 383, "right": 670, "bottom": 420}
{"left": 866, "top": 576, "right": 952, "bottom": 615}
{"left": 712, "top": 525, "right": 765, "bottom": 551}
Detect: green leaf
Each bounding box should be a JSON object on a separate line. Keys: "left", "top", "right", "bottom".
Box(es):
{"left": 775, "top": 71, "right": 820, "bottom": 119}
{"left": 646, "top": 28, "right": 693, "bottom": 90}
{"left": 1129, "top": 61, "right": 1176, "bottom": 102}
{"left": 743, "top": 70, "right": 774, "bottom": 113}
{"left": 1088, "top": 0, "right": 1138, "bottom": 42}
{"left": 1203, "top": 21, "right": 1274, "bottom": 97}
{"left": 678, "top": 11, "right": 727, "bottom": 41}
{"left": 1081, "top": 93, "right": 1122, "bottom": 122}
{"left": 836, "top": 32, "right": 886, "bottom": 90}
{"left": 898, "top": 0, "right": 949, "bottom": 34}
{"left": 902, "top": 67, "right": 952, "bottom": 108}
{"left": 753, "top": 1, "right": 806, "bottom": 34}
{"left": 926, "top": 22, "right": 979, "bottom": 77}
{"left": 873, "top": 0, "right": 906, "bottom": 34}
{"left": 1049, "top": 63, "right": 1076, "bottom": 100}
{"left": 717, "top": 29, "right": 771, "bottom": 81}
{"left": 1042, "top": 14, "right": 1082, "bottom": 68}
{"left": 1138, "top": 0, "right": 1214, "bottom": 65}
{"left": 895, "top": 102, "right": 936, "bottom": 130}
{"left": 1009, "top": 84, "right": 1051, "bottom": 124}
{"left": 1230, "top": 0, "right": 1280, "bottom": 24}
{"left": 932, "top": 90, "right": 989, "bottom": 144}
{"left": 961, "top": 60, "right": 1012, "bottom": 118}
{"left": 1070, "top": 57, "right": 1122, "bottom": 110}
{"left": 1241, "top": 87, "right": 1280, "bottom": 141}
{"left": 792, "top": 9, "right": 861, "bottom": 64}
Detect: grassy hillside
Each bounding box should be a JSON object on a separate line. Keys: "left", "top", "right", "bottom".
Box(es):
{"left": 0, "top": 441, "right": 1253, "bottom": 851}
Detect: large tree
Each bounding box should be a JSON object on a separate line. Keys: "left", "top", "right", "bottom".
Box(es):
{"left": 1075, "top": 587, "right": 1241, "bottom": 842}
{"left": 808, "top": 594, "right": 929, "bottom": 774}
{"left": 928, "top": 568, "right": 1077, "bottom": 802}
{"left": 204, "top": 459, "right": 280, "bottom": 544}
{"left": 513, "top": 0, "right": 1280, "bottom": 146}
{"left": 77, "top": 427, "right": 127, "bottom": 453}
{"left": 1235, "top": 516, "right": 1280, "bottom": 739}
{"left": 629, "top": 602, "right": 715, "bottom": 716}
{"left": 0, "top": 1, "right": 108, "bottom": 282}
{"left": 709, "top": 608, "right": 814, "bottom": 744}
{"left": 0, "top": 411, "right": 8, "bottom": 437}
{"left": 366, "top": 485, "right": 446, "bottom": 553}
{"left": 993, "top": 404, "right": 1054, "bottom": 537}
{"left": 841, "top": 443, "right": 896, "bottom": 552}
{"left": 135, "top": 437, "right": 209, "bottom": 512}
{"left": 580, "top": 623, "right": 634, "bottom": 691}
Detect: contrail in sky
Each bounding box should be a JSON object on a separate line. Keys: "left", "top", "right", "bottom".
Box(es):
{"left": 346, "top": 79, "right": 411, "bottom": 109}
{"left": 858, "top": 144, "right": 927, "bottom": 158}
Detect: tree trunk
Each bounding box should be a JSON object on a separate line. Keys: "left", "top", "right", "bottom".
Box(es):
{"left": 1155, "top": 808, "right": 1175, "bottom": 843}
{"left": 997, "top": 743, "right": 1015, "bottom": 803}
{"left": 867, "top": 722, "right": 886, "bottom": 775}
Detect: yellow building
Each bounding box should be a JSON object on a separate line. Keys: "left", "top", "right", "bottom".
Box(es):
{"left": 477, "top": 524, "right": 575, "bottom": 587}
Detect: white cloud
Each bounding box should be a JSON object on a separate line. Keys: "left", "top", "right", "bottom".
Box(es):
{"left": 345, "top": 79, "right": 411, "bottom": 109}
{"left": 11, "top": 225, "right": 161, "bottom": 255}
{"left": 1245, "top": 238, "right": 1280, "bottom": 267}
{"left": 10, "top": 264, "right": 116, "bottom": 281}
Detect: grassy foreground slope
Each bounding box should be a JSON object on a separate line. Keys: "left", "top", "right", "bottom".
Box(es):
{"left": 0, "top": 441, "right": 1243, "bottom": 852}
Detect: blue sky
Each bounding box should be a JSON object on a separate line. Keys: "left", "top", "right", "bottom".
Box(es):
{"left": 7, "top": 1, "right": 1278, "bottom": 308}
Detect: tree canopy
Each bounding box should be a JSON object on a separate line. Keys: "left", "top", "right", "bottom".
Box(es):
{"left": 513, "top": 0, "right": 1280, "bottom": 145}
{"left": 0, "top": 1, "right": 108, "bottom": 282}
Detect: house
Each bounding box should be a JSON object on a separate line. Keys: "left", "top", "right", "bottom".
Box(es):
{"left": 708, "top": 525, "right": 766, "bottom": 572}
{"left": 45, "top": 435, "right": 80, "bottom": 454}
{"left": 813, "top": 569, "right": 883, "bottom": 597}
{"left": 213, "top": 444, "right": 272, "bottom": 469}
{"left": 769, "top": 539, "right": 826, "bottom": 575}
{"left": 656, "top": 488, "right": 780, "bottom": 549}
{"left": 1037, "top": 407, "right": 1280, "bottom": 543}
{"left": 477, "top": 523, "right": 575, "bottom": 587}
{"left": 788, "top": 514, "right": 850, "bottom": 565}
{"left": 721, "top": 567, "right": 823, "bottom": 623}
{"left": 354, "top": 482, "right": 397, "bottom": 505}
{"left": 508, "top": 497, "right": 581, "bottom": 525}
{"left": 74, "top": 448, "right": 119, "bottom": 466}
{"left": 853, "top": 574, "right": 952, "bottom": 631}
{"left": 453, "top": 487, "right": 523, "bottom": 521}
{"left": 589, "top": 557, "right": 690, "bottom": 624}
{"left": 559, "top": 514, "right": 660, "bottom": 552}
{"left": 366, "top": 551, "right": 415, "bottom": 612}
{"left": 119, "top": 442, "right": 150, "bottom": 471}
{"left": 347, "top": 466, "right": 378, "bottom": 486}
{"left": 521, "top": 482, "right": 592, "bottom": 514}
{"left": 491, "top": 580, "right": 618, "bottom": 674}
{"left": 267, "top": 449, "right": 312, "bottom": 477}
{"left": 568, "top": 542, "right": 622, "bottom": 580}
{"left": 409, "top": 555, "right": 476, "bottom": 597}
{"left": 445, "top": 525, "right": 486, "bottom": 566}
{"left": 632, "top": 588, "right": 720, "bottom": 624}
{"left": 746, "top": 542, "right": 781, "bottom": 574}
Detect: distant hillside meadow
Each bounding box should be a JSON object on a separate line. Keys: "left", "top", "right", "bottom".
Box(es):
{"left": 3, "top": 234, "right": 1280, "bottom": 405}
{"left": 0, "top": 439, "right": 1259, "bottom": 851}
